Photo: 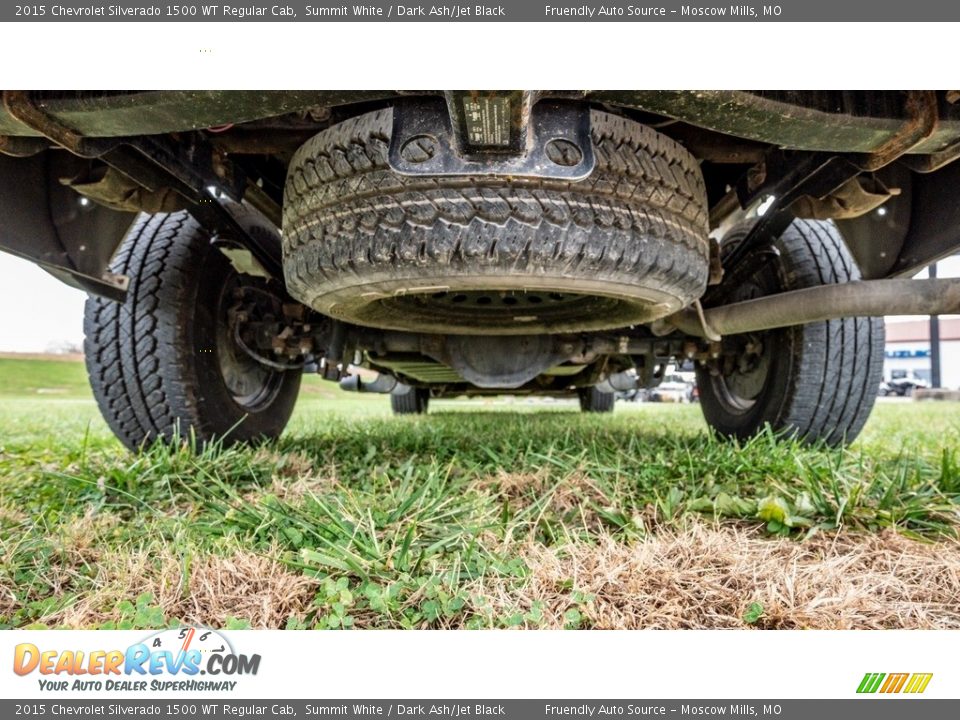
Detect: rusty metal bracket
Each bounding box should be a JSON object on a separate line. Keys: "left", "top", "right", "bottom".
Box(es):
{"left": 900, "top": 135, "right": 960, "bottom": 173}
{"left": 858, "top": 90, "right": 938, "bottom": 172}
{"left": 3, "top": 91, "right": 120, "bottom": 157}
{"left": 702, "top": 244, "right": 781, "bottom": 307}
{"left": 690, "top": 300, "right": 721, "bottom": 342}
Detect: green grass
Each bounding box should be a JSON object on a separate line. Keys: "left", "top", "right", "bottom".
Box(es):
{"left": 0, "top": 356, "right": 92, "bottom": 398}
{"left": 0, "top": 356, "right": 959, "bottom": 629}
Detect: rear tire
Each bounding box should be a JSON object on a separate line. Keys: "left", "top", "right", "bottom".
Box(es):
{"left": 84, "top": 211, "right": 301, "bottom": 451}
{"left": 579, "top": 387, "right": 615, "bottom": 413}
{"left": 696, "top": 219, "right": 884, "bottom": 446}
{"left": 391, "top": 386, "right": 430, "bottom": 415}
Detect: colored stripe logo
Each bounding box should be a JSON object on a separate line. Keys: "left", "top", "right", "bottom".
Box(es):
{"left": 857, "top": 672, "right": 933, "bottom": 694}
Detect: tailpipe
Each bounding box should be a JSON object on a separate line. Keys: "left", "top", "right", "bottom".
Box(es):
{"left": 339, "top": 372, "right": 398, "bottom": 394}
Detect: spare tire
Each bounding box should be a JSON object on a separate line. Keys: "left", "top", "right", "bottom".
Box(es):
{"left": 282, "top": 107, "right": 709, "bottom": 335}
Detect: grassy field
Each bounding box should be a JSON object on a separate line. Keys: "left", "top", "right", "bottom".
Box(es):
{"left": 1, "top": 356, "right": 959, "bottom": 630}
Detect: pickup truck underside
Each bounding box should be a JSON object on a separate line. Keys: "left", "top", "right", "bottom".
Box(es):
{"left": 2, "top": 90, "right": 959, "bottom": 449}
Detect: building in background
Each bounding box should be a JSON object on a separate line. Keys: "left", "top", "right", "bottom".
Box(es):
{"left": 884, "top": 317, "right": 960, "bottom": 389}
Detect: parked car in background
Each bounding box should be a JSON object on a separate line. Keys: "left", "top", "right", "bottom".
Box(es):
{"left": 649, "top": 372, "right": 697, "bottom": 403}
{"left": 617, "top": 388, "right": 650, "bottom": 403}
{"left": 880, "top": 372, "right": 932, "bottom": 397}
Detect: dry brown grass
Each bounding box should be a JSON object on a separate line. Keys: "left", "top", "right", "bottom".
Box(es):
{"left": 1, "top": 513, "right": 320, "bottom": 629}
{"left": 472, "top": 524, "right": 960, "bottom": 629}
{"left": 244, "top": 448, "right": 338, "bottom": 503}
{"left": 473, "top": 468, "right": 611, "bottom": 508}
{"left": 8, "top": 511, "right": 960, "bottom": 630}
{"left": 0, "top": 498, "right": 27, "bottom": 526}
{"left": 0, "top": 512, "right": 118, "bottom": 622}
{"left": 45, "top": 546, "right": 320, "bottom": 629}
{"left": 471, "top": 469, "right": 616, "bottom": 532}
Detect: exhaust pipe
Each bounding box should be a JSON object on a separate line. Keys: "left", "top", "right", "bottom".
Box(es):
{"left": 660, "top": 278, "right": 960, "bottom": 339}
{"left": 339, "top": 372, "right": 398, "bottom": 394}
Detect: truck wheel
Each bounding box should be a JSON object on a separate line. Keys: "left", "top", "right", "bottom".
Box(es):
{"left": 696, "top": 219, "right": 884, "bottom": 446}
{"left": 390, "top": 386, "right": 429, "bottom": 415}
{"left": 282, "top": 107, "right": 709, "bottom": 335}
{"left": 83, "top": 211, "right": 302, "bottom": 451}
{"left": 579, "top": 387, "right": 615, "bottom": 413}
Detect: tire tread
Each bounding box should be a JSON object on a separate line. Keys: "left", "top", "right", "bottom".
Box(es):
{"left": 281, "top": 108, "right": 710, "bottom": 329}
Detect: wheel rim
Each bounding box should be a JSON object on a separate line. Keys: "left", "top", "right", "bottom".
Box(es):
{"left": 709, "top": 346, "right": 771, "bottom": 414}
{"left": 215, "top": 276, "right": 287, "bottom": 412}
{"left": 706, "top": 279, "right": 773, "bottom": 415}
{"left": 366, "top": 288, "right": 657, "bottom": 335}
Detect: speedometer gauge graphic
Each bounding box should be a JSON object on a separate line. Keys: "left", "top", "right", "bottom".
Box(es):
{"left": 143, "top": 627, "right": 235, "bottom": 660}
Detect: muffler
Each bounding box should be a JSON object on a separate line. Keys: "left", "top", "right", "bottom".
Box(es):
{"left": 594, "top": 371, "right": 641, "bottom": 394}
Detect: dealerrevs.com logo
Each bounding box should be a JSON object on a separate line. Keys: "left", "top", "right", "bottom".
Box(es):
{"left": 857, "top": 672, "right": 933, "bottom": 694}
{"left": 13, "top": 628, "right": 261, "bottom": 692}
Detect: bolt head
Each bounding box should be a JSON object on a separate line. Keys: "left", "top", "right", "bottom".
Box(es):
{"left": 400, "top": 134, "right": 439, "bottom": 164}
{"left": 545, "top": 138, "right": 583, "bottom": 167}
